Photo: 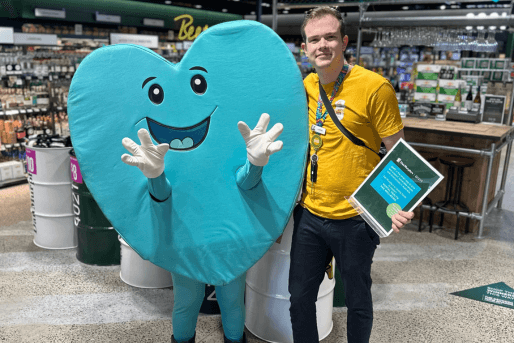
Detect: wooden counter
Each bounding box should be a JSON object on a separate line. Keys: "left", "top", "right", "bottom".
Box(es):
{"left": 402, "top": 117, "right": 514, "bottom": 234}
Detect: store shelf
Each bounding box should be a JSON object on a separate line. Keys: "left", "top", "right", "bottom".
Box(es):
{"left": 0, "top": 108, "right": 50, "bottom": 115}
{"left": 0, "top": 175, "right": 28, "bottom": 188}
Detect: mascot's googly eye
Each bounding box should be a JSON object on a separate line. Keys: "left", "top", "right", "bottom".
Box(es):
{"left": 191, "top": 74, "right": 207, "bottom": 95}
{"left": 148, "top": 84, "right": 164, "bottom": 104}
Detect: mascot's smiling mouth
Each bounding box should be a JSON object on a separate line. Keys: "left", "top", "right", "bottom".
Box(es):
{"left": 145, "top": 107, "right": 217, "bottom": 151}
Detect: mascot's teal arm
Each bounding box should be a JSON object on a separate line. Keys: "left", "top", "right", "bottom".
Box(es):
{"left": 147, "top": 172, "right": 172, "bottom": 202}
{"left": 236, "top": 159, "right": 263, "bottom": 190}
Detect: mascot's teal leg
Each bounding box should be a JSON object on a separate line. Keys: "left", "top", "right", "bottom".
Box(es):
{"left": 171, "top": 273, "right": 205, "bottom": 342}
{"left": 216, "top": 273, "right": 247, "bottom": 342}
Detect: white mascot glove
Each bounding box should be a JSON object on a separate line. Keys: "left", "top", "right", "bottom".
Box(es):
{"left": 237, "top": 113, "right": 284, "bottom": 167}
{"left": 121, "top": 128, "right": 169, "bottom": 178}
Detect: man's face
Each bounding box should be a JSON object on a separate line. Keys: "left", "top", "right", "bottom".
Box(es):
{"left": 301, "top": 15, "right": 348, "bottom": 71}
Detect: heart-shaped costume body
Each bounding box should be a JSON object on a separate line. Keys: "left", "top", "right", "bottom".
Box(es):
{"left": 68, "top": 20, "right": 308, "bottom": 286}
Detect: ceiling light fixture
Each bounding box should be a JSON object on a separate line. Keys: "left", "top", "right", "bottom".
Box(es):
{"left": 466, "top": 26, "right": 473, "bottom": 30}
{"left": 165, "top": 0, "right": 171, "bottom": 4}
{"left": 222, "top": 8, "right": 228, "bottom": 12}
{"left": 500, "top": 26, "right": 507, "bottom": 30}
{"left": 402, "top": 6, "right": 408, "bottom": 10}
{"left": 440, "top": 5, "right": 446, "bottom": 10}
{"left": 195, "top": 5, "right": 202, "bottom": 9}
{"left": 283, "top": 10, "right": 289, "bottom": 14}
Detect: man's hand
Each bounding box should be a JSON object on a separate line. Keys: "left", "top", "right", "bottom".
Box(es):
{"left": 121, "top": 128, "right": 169, "bottom": 179}
{"left": 391, "top": 210, "right": 415, "bottom": 233}
{"left": 238, "top": 113, "right": 284, "bottom": 167}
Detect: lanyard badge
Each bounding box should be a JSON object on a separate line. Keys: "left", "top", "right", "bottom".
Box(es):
{"left": 310, "top": 64, "right": 349, "bottom": 189}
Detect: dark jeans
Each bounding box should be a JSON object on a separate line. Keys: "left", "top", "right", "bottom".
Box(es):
{"left": 288, "top": 205, "right": 380, "bottom": 343}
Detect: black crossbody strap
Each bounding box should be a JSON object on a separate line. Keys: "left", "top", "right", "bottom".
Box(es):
{"left": 318, "top": 82, "right": 380, "bottom": 157}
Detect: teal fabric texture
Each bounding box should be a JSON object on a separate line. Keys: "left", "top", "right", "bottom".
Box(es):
{"left": 67, "top": 20, "right": 308, "bottom": 285}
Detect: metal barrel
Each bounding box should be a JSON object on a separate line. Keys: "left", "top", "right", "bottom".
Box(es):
{"left": 70, "top": 149, "right": 120, "bottom": 265}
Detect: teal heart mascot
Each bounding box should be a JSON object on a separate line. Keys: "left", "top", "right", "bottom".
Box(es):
{"left": 68, "top": 20, "right": 308, "bottom": 343}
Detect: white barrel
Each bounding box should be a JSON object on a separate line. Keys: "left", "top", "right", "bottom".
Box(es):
{"left": 245, "top": 216, "right": 335, "bottom": 343}
{"left": 28, "top": 147, "right": 76, "bottom": 249}
{"left": 119, "top": 236, "right": 173, "bottom": 288}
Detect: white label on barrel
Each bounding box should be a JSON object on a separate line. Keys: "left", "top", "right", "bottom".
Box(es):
{"left": 70, "top": 157, "right": 83, "bottom": 184}
{"left": 207, "top": 289, "right": 217, "bottom": 301}
{"left": 26, "top": 148, "right": 37, "bottom": 175}
{"left": 72, "top": 183, "right": 81, "bottom": 227}
{"left": 28, "top": 173, "right": 36, "bottom": 233}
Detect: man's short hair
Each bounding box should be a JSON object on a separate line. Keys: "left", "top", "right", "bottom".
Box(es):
{"left": 301, "top": 6, "right": 345, "bottom": 43}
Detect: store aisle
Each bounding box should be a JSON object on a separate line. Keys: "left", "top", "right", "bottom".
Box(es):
{"left": 1, "top": 164, "right": 514, "bottom": 343}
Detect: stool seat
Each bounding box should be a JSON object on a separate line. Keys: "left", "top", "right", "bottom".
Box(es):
{"left": 418, "top": 151, "right": 438, "bottom": 163}
{"left": 431, "top": 154, "right": 475, "bottom": 239}
{"left": 439, "top": 155, "right": 474, "bottom": 168}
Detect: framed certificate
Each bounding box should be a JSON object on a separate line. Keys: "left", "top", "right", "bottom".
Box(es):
{"left": 347, "top": 138, "right": 444, "bottom": 237}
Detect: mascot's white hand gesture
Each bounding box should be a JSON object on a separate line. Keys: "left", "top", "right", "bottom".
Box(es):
{"left": 121, "top": 128, "right": 169, "bottom": 178}
{"left": 238, "top": 113, "right": 284, "bottom": 167}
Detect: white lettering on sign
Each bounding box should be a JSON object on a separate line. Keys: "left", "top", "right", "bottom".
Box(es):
{"left": 110, "top": 33, "right": 158, "bottom": 49}
{"left": 13, "top": 33, "right": 58, "bottom": 46}
{"left": 96, "top": 12, "right": 121, "bottom": 24}
{"left": 35, "top": 8, "right": 66, "bottom": 19}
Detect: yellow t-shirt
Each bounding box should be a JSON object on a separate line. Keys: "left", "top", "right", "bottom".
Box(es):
{"left": 300, "top": 65, "right": 404, "bottom": 220}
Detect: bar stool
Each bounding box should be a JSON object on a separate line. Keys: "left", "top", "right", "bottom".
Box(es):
{"left": 417, "top": 151, "right": 439, "bottom": 232}
{"left": 430, "top": 155, "right": 475, "bottom": 240}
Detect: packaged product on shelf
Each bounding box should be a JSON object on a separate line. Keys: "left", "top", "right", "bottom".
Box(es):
{"left": 439, "top": 79, "right": 464, "bottom": 96}
{"left": 481, "top": 70, "right": 492, "bottom": 82}
{"left": 0, "top": 162, "right": 13, "bottom": 182}
{"left": 463, "top": 75, "right": 484, "bottom": 87}
{"left": 415, "top": 79, "right": 438, "bottom": 88}
{"left": 12, "top": 161, "right": 24, "bottom": 178}
{"left": 491, "top": 71, "right": 508, "bottom": 82}
{"left": 461, "top": 58, "right": 476, "bottom": 69}
{"left": 415, "top": 85, "right": 437, "bottom": 93}
{"left": 410, "top": 102, "right": 432, "bottom": 118}
{"left": 490, "top": 59, "right": 509, "bottom": 70}
{"left": 416, "top": 64, "right": 441, "bottom": 80}
{"left": 476, "top": 58, "right": 490, "bottom": 69}
{"left": 414, "top": 92, "right": 436, "bottom": 102}
{"left": 431, "top": 104, "right": 446, "bottom": 117}
{"left": 437, "top": 93, "right": 456, "bottom": 104}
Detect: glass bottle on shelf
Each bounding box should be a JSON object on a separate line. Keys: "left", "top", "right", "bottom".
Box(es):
{"left": 454, "top": 85, "right": 462, "bottom": 108}
{"left": 472, "top": 86, "right": 481, "bottom": 112}
{"left": 465, "top": 86, "right": 473, "bottom": 111}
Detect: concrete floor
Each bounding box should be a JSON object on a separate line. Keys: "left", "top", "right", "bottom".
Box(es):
{"left": 1, "top": 149, "right": 514, "bottom": 342}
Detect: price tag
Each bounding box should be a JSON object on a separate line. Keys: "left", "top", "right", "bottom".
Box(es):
{"left": 19, "top": 109, "right": 26, "bottom": 114}
{"left": 41, "top": 108, "right": 47, "bottom": 112}
{"left": 70, "top": 156, "right": 83, "bottom": 184}
{"left": 16, "top": 79, "right": 23, "bottom": 86}
{"left": 34, "top": 108, "right": 40, "bottom": 112}
{"left": 57, "top": 107, "right": 63, "bottom": 111}
{"left": 27, "top": 109, "right": 33, "bottom": 113}
{"left": 26, "top": 76, "right": 32, "bottom": 80}
{"left": 65, "top": 75, "right": 71, "bottom": 79}
{"left": 26, "top": 148, "right": 37, "bottom": 175}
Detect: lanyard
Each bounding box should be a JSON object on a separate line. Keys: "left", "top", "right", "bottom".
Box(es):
{"left": 315, "top": 63, "right": 349, "bottom": 128}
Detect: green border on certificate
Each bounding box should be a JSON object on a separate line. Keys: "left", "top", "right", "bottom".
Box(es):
{"left": 348, "top": 138, "right": 444, "bottom": 237}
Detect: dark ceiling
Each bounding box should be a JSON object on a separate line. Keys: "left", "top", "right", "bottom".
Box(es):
{"left": 131, "top": 0, "right": 512, "bottom": 16}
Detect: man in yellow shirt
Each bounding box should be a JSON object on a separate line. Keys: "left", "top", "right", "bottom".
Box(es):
{"left": 288, "top": 7, "right": 415, "bottom": 343}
